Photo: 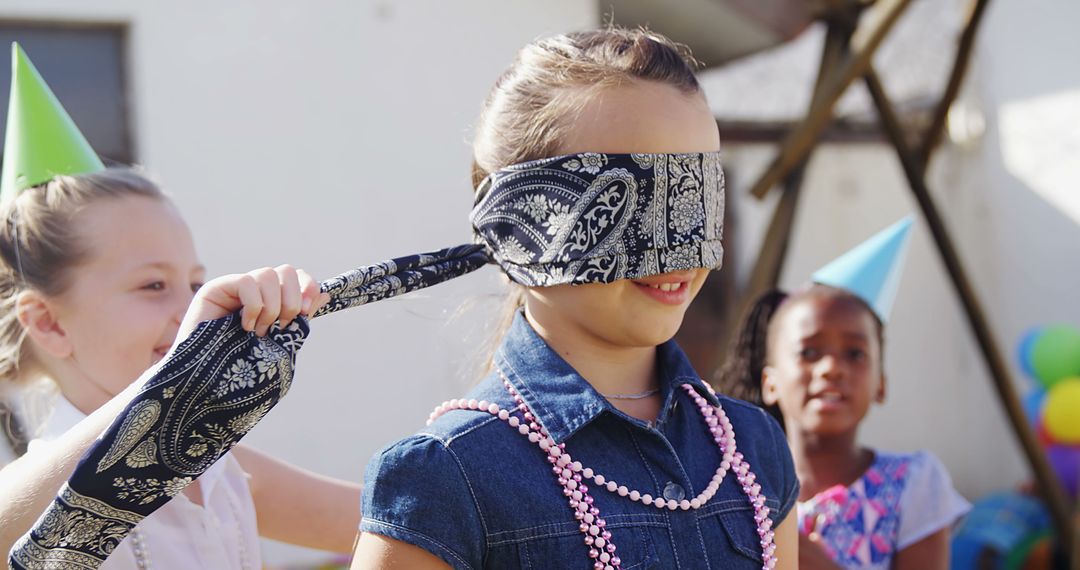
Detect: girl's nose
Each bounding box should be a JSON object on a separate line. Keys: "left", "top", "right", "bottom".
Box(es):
{"left": 816, "top": 353, "right": 845, "bottom": 379}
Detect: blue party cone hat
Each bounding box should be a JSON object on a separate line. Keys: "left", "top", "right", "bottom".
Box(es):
{"left": 1, "top": 43, "right": 105, "bottom": 203}
{"left": 812, "top": 217, "right": 914, "bottom": 321}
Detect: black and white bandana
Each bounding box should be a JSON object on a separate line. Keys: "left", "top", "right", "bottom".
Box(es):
{"left": 10, "top": 151, "right": 725, "bottom": 569}
{"left": 473, "top": 152, "right": 725, "bottom": 285}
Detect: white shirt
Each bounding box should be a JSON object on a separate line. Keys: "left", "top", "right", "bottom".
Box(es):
{"left": 22, "top": 396, "right": 263, "bottom": 570}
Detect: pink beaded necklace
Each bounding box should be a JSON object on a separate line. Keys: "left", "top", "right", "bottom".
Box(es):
{"left": 427, "top": 377, "right": 779, "bottom": 570}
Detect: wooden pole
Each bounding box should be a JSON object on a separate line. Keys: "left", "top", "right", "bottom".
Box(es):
{"left": 916, "top": 0, "right": 993, "bottom": 174}
{"left": 1073, "top": 500, "right": 1080, "bottom": 570}
{"left": 721, "top": 19, "right": 853, "bottom": 349}
{"left": 863, "top": 67, "right": 1076, "bottom": 554}
{"left": 741, "top": 166, "right": 807, "bottom": 300}
{"left": 748, "top": 0, "right": 914, "bottom": 199}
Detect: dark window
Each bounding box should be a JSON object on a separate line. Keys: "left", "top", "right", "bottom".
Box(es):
{"left": 0, "top": 22, "right": 134, "bottom": 167}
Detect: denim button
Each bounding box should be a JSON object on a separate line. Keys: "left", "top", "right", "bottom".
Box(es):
{"left": 662, "top": 481, "right": 685, "bottom": 501}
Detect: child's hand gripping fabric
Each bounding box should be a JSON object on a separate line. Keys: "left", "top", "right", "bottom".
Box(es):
{"left": 9, "top": 245, "right": 487, "bottom": 570}
{"left": 180, "top": 264, "right": 329, "bottom": 340}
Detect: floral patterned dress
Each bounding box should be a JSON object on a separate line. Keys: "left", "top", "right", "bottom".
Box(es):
{"left": 796, "top": 450, "right": 971, "bottom": 569}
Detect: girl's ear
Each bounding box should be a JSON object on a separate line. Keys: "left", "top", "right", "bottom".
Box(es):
{"left": 875, "top": 373, "right": 887, "bottom": 404}
{"left": 16, "top": 290, "right": 73, "bottom": 360}
{"left": 761, "top": 365, "right": 780, "bottom": 406}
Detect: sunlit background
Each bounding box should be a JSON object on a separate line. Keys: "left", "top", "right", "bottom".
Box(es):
{"left": 2, "top": 0, "right": 1077, "bottom": 566}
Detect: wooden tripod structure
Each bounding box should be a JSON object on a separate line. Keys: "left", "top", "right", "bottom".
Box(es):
{"left": 731, "top": 0, "right": 1079, "bottom": 561}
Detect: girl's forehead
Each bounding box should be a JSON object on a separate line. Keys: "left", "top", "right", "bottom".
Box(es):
{"left": 559, "top": 80, "right": 718, "bottom": 155}
{"left": 779, "top": 294, "right": 877, "bottom": 337}
{"left": 74, "top": 197, "right": 200, "bottom": 275}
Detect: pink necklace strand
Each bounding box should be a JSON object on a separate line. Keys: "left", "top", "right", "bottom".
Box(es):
{"left": 426, "top": 380, "right": 778, "bottom": 570}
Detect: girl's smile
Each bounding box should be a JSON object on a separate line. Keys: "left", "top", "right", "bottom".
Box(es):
{"left": 630, "top": 271, "right": 697, "bottom": 306}
{"left": 806, "top": 387, "right": 849, "bottom": 413}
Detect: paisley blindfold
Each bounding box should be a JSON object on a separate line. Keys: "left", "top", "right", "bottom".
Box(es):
{"left": 12, "top": 151, "right": 726, "bottom": 568}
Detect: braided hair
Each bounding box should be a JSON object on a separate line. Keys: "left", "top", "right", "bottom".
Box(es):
{"left": 714, "top": 289, "right": 789, "bottom": 428}
{"left": 715, "top": 285, "right": 887, "bottom": 432}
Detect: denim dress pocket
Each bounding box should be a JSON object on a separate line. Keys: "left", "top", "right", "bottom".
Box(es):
{"left": 697, "top": 498, "right": 781, "bottom": 567}
{"left": 489, "top": 516, "right": 661, "bottom": 570}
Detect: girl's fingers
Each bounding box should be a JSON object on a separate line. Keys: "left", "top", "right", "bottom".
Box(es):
{"left": 296, "top": 269, "right": 328, "bottom": 316}
{"left": 235, "top": 275, "right": 264, "bottom": 333}
{"left": 276, "top": 265, "right": 302, "bottom": 328}
{"left": 315, "top": 292, "right": 331, "bottom": 315}
{"left": 252, "top": 268, "right": 282, "bottom": 336}
{"left": 806, "top": 513, "right": 827, "bottom": 543}
{"left": 196, "top": 265, "right": 321, "bottom": 337}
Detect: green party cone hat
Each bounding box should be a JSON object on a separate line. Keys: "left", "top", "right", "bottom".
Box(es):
{"left": 1, "top": 42, "right": 104, "bottom": 202}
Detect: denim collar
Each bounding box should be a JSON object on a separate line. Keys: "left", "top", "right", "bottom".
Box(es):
{"left": 492, "top": 311, "right": 718, "bottom": 444}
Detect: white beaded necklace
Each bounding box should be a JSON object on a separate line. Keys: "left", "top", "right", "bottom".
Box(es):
{"left": 427, "top": 377, "right": 779, "bottom": 570}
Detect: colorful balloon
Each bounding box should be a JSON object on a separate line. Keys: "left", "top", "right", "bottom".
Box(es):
{"left": 1046, "top": 444, "right": 1080, "bottom": 499}
{"left": 1016, "top": 327, "right": 1042, "bottom": 379}
{"left": 1043, "top": 379, "right": 1080, "bottom": 444}
{"left": 1036, "top": 421, "right": 1055, "bottom": 447}
{"left": 1021, "top": 389, "right": 1045, "bottom": 429}
{"left": 1030, "top": 325, "right": 1080, "bottom": 388}
{"left": 950, "top": 491, "right": 1052, "bottom": 570}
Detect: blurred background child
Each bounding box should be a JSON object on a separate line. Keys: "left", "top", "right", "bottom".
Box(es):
{"left": 717, "top": 219, "right": 971, "bottom": 569}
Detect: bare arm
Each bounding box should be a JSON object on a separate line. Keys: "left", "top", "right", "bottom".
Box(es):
{"left": 893, "top": 527, "right": 950, "bottom": 570}
{"left": 348, "top": 510, "right": 799, "bottom": 569}
{"left": 798, "top": 532, "right": 843, "bottom": 570}
{"left": 0, "top": 380, "right": 142, "bottom": 554}
{"left": 773, "top": 515, "right": 800, "bottom": 570}
{"left": 1, "top": 266, "right": 326, "bottom": 555}
{"left": 351, "top": 533, "right": 453, "bottom": 570}
{"left": 232, "top": 444, "right": 362, "bottom": 553}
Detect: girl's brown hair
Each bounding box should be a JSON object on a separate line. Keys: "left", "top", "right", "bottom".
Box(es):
{"left": 472, "top": 27, "right": 704, "bottom": 366}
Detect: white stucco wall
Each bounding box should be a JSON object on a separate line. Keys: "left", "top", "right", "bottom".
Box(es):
{"left": 1, "top": 1, "right": 596, "bottom": 565}
{"left": 715, "top": 0, "right": 1080, "bottom": 503}
{"left": 720, "top": 143, "right": 1031, "bottom": 501}
{"left": 2, "top": 0, "right": 1078, "bottom": 565}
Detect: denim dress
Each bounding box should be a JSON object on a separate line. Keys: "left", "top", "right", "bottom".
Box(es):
{"left": 360, "top": 313, "right": 799, "bottom": 569}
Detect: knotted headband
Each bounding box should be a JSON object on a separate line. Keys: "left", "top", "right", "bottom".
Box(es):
{"left": 9, "top": 151, "right": 724, "bottom": 569}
